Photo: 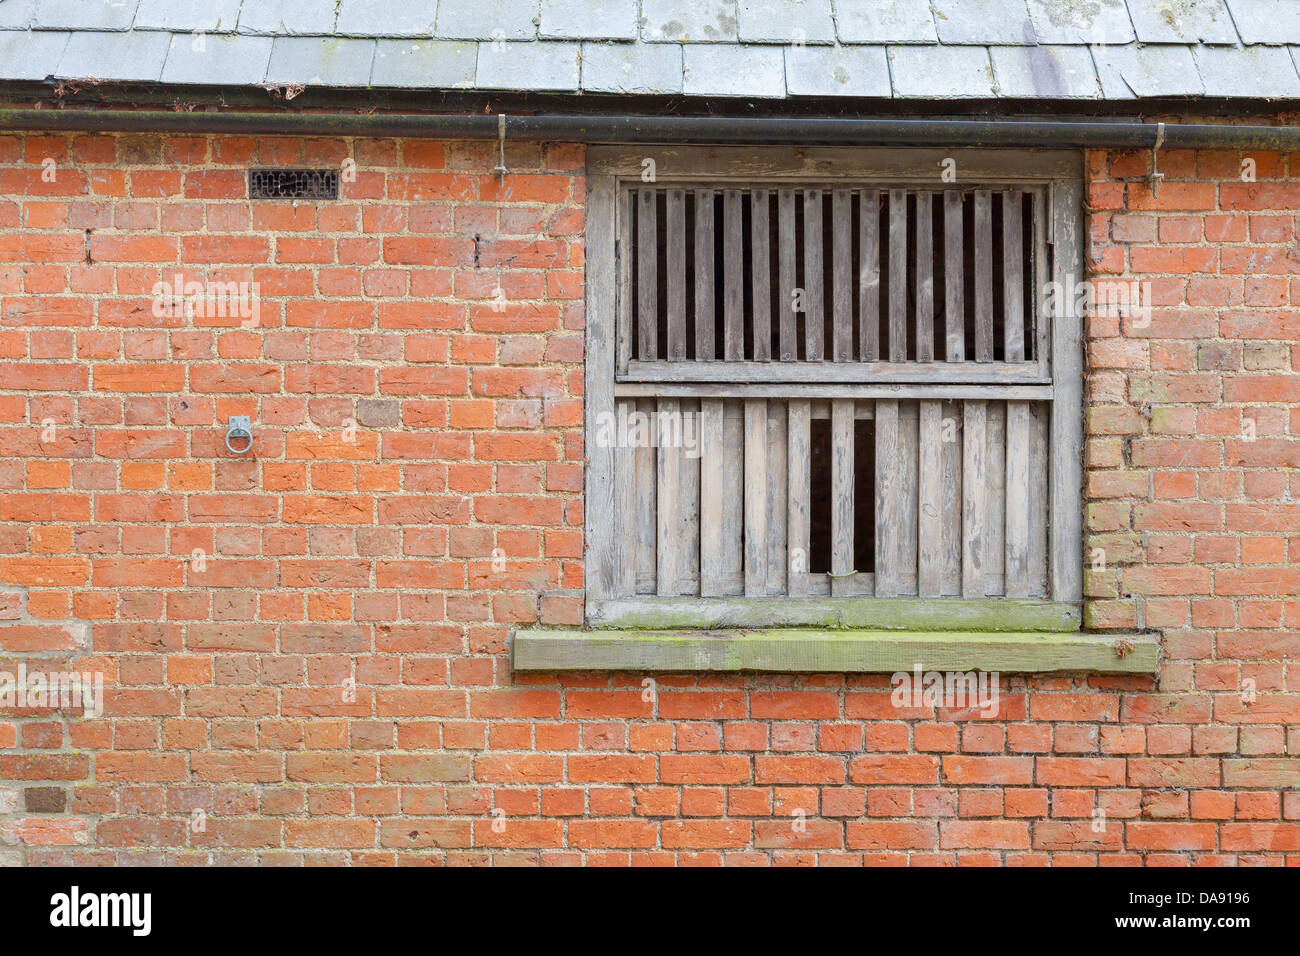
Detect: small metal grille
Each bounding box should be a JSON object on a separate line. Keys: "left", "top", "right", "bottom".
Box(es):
{"left": 249, "top": 168, "right": 339, "bottom": 200}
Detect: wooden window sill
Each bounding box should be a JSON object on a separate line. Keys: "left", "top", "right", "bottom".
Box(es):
{"left": 511, "top": 628, "right": 1159, "bottom": 674}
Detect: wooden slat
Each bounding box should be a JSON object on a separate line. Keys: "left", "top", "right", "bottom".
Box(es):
{"left": 617, "top": 188, "right": 633, "bottom": 375}
{"left": 634, "top": 398, "right": 657, "bottom": 594}
{"left": 778, "top": 189, "right": 797, "bottom": 361}
{"left": 624, "top": 359, "right": 1049, "bottom": 385}
{"left": 1029, "top": 401, "right": 1049, "bottom": 598}
{"left": 744, "top": 399, "right": 769, "bottom": 596}
{"left": 1033, "top": 188, "right": 1050, "bottom": 373}
{"left": 1050, "top": 179, "right": 1085, "bottom": 603}
{"left": 1004, "top": 399, "right": 1031, "bottom": 598}
{"left": 961, "top": 400, "right": 987, "bottom": 597}
{"left": 724, "top": 189, "right": 744, "bottom": 361}
{"left": 941, "top": 399, "right": 963, "bottom": 596}
{"left": 681, "top": 398, "right": 701, "bottom": 595}
{"left": 766, "top": 402, "right": 788, "bottom": 596}
{"left": 917, "top": 399, "right": 943, "bottom": 596}
{"left": 637, "top": 188, "right": 657, "bottom": 360}
{"left": 943, "top": 189, "right": 964, "bottom": 363}
{"left": 859, "top": 188, "right": 880, "bottom": 362}
{"left": 874, "top": 399, "right": 918, "bottom": 596}
{"left": 787, "top": 400, "right": 811, "bottom": 596}
{"left": 984, "top": 401, "right": 1006, "bottom": 596}
{"left": 694, "top": 188, "right": 715, "bottom": 360}
{"left": 614, "top": 400, "right": 637, "bottom": 597}
{"left": 832, "top": 189, "right": 853, "bottom": 362}
{"left": 699, "top": 399, "right": 724, "bottom": 597}
{"left": 617, "top": 381, "right": 1055, "bottom": 401}
{"left": 973, "top": 189, "right": 992, "bottom": 362}
{"left": 1002, "top": 189, "right": 1024, "bottom": 362}
{"left": 751, "top": 189, "right": 772, "bottom": 361}
{"left": 585, "top": 175, "right": 618, "bottom": 602}
{"left": 803, "top": 189, "right": 824, "bottom": 361}
{"left": 915, "top": 190, "right": 934, "bottom": 363}
{"left": 830, "top": 398, "right": 855, "bottom": 596}
{"left": 720, "top": 401, "right": 745, "bottom": 595}
{"left": 888, "top": 189, "right": 907, "bottom": 362}
{"left": 655, "top": 399, "right": 681, "bottom": 595}
{"left": 666, "top": 188, "right": 686, "bottom": 360}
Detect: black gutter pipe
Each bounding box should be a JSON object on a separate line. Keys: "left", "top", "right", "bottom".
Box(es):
{"left": 2, "top": 109, "right": 1299, "bottom": 149}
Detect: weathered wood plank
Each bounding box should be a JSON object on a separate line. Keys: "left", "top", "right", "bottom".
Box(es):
{"left": 655, "top": 398, "right": 681, "bottom": 595}
{"left": 1003, "top": 188, "right": 1025, "bottom": 362}
{"left": 637, "top": 187, "right": 658, "bottom": 361}
{"left": 859, "top": 188, "right": 881, "bottom": 362}
{"left": 617, "top": 187, "right": 633, "bottom": 375}
{"left": 1028, "top": 400, "right": 1049, "bottom": 599}
{"left": 585, "top": 173, "right": 619, "bottom": 603}
{"left": 943, "top": 189, "right": 964, "bottom": 363}
{"left": 1050, "top": 179, "right": 1084, "bottom": 603}
{"left": 888, "top": 188, "right": 907, "bottom": 362}
{"left": 699, "top": 398, "right": 724, "bottom": 597}
{"left": 787, "top": 399, "right": 811, "bottom": 597}
{"left": 721, "top": 400, "right": 745, "bottom": 595}
{"left": 694, "top": 188, "right": 715, "bottom": 360}
{"left": 918, "top": 399, "right": 943, "bottom": 596}
{"left": 680, "top": 398, "right": 701, "bottom": 596}
{"left": 941, "top": 400, "right": 963, "bottom": 596}
{"left": 616, "top": 382, "right": 1055, "bottom": 401}
{"left": 666, "top": 187, "right": 686, "bottom": 360}
{"left": 831, "top": 398, "right": 855, "bottom": 597}
{"left": 634, "top": 398, "right": 657, "bottom": 594}
{"left": 778, "top": 188, "right": 797, "bottom": 361}
{"left": 916, "top": 189, "right": 934, "bottom": 363}
{"left": 984, "top": 400, "right": 1006, "bottom": 596}
{"left": 614, "top": 400, "right": 637, "bottom": 598}
{"left": 513, "top": 628, "right": 1157, "bottom": 675}
{"left": 744, "top": 399, "right": 769, "bottom": 597}
{"left": 724, "top": 188, "right": 744, "bottom": 361}
{"left": 1005, "top": 399, "right": 1031, "bottom": 598}
{"left": 832, "top": 188, "right": 853, "bottom": 363}
{"left": 874, "top": 399, "right": 919, "bottom": 596}
{"left": 751, "top": 188, "right": 772, "bottom": 361}
{"left": 623, "top": 359, "right": 1049, "bottom": 385}
{"left": 765, "top": 402, "right": 789, "bottom": 595}
{"left": 803, "top": 188, "right": 825, "bottom": 361}
{"left": 973, "top": 188, "right": 993, "bottom": 362}
{"left": 961, "top": 400, "right": 987, "bottom": 598}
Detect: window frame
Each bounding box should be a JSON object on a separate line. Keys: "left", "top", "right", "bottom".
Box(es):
{"left": 583, "top": 146, "right": 1085, "bottom": 626}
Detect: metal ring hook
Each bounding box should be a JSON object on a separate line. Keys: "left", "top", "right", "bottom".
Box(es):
{"left": 225, "top": 416, "right": 253, "bottom": 455}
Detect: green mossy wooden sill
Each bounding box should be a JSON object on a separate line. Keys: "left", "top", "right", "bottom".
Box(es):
{"left": 512, "top": 628, "right": 1159, "bottom": 674}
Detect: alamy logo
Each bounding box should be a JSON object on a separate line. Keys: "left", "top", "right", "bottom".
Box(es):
{"left": 890, "top": 665, "right": 1001, "bottom": 717}
{"left": 151, "top": 273, "right": 260, "bottom": 326}
{"left": 0, "top": 664, "right": 103, "bottom": 718}
{"left": 50, "top": 886, "right": 151, "bottom": 936}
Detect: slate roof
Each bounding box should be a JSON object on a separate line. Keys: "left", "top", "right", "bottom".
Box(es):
{"left": 0, "top": 0, "right": 1298, "bottom": 100}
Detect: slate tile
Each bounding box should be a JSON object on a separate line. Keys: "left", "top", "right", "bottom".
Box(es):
{"left": 581, "top": 41, "right": 683, "bottom": 93}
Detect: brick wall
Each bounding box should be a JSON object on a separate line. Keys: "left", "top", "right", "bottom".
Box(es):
{"left": 0, "top": 132, "right": 1295, "bottom": 865}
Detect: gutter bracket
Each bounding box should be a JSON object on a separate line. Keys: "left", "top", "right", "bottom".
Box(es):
{"left": 1148, "top": 121, "right": 1165, "bottom": 198}
{"left": 493, "top": 113, "right": 508, "bottom": 183}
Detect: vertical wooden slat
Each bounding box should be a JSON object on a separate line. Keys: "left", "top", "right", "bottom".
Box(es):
{"left": 874, "top": 400, "right": 916, "bottom": 596}
{"left": 984, "top": 401, "right": 1006, "bottom": 596}
{"left": 721, "top": 401, "right": 745, "bottom": 595}
{"left": 778, "top": 189, "right": 797, "bottom": 361}
{"left": 832, "top": 189, "right": 853, "bottom": 362}
{"left": 1003, "top": 189, "right": 1024, "bottom": 362}
{"left": 1050, "top": 179, "right": 1085, "bottom": 603}
{"left": 585, "top": 175, "right": 618, "bottom": 603}
{"left": 888, "top": 189, "right": 907, "bottom": 362}
{"left": 915, "top": 190, "right": 934, "bottom": 363}
{"left": 941, "top": 400, "right": 963, "bottom": 596}
{"left": 766, "top": 402, "right": 788, "bottom": 596}
{"left": 637, "top": 188, "right": 658, "bottom": 360}
{"left": 694, "top": 188, "right": 715, "bottom": 360}
{"left": 831, "top": 398, "right": 855, "bottom": 596}
{"left": 1005, "top": 400, "right": 1031, "bottom": 598}
{"left": 859, "top": 189, "right": 880, "bottom": 361}
{"left": 917, "top": 399, "right": 943, "bottom": 596}
{"left": 699, "top": 399, "right": 724, "bottom": 597}
{"left": 787, "top": 400, "right": 811, "bottom": 596}
{"left": 666, "top": 188, "right": 686, "bottom": 360}
{"left": 973, "top": 189, "right": 993, "bottom": 362}
{"left": 680, "top": 398, "right": 701, "bottom": 596}
{"left": 614, "top": 400, "right": 637, "bottom": 598}
{"left": 1028, "top": 401, "right": 1049, "bottom": 598}
{"left": 617, "top": 188, "right": 633, "bottom": 375}
{"left": 744, "top": 399, "right": 769, "bottom": 596}
{"left": 943, "top": 189, "right": 964, "bottom": 363}
{"left": 751, "top": 189, "right": 771, "bottom": 361}
{"left": 655, "top": 399, "right": 681, "bottom": 595}
{"left": 723, "top": 189, "right": 744, "bottom": 360}
{"left": 634, "top": 398, "right": 657, "bottom": 594}
{"left": 1034, "top": 187, "right": 1050, "bottom": 374}
{"left": 803, "top": 189, "right": 825, "bottom": 361}
{"left": 961, "top": 400, "right": 987, "bottom": 598}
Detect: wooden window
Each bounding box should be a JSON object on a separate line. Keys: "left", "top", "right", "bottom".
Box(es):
{"left": 585, "top": 147, "right": 1083, "bottom": 627}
